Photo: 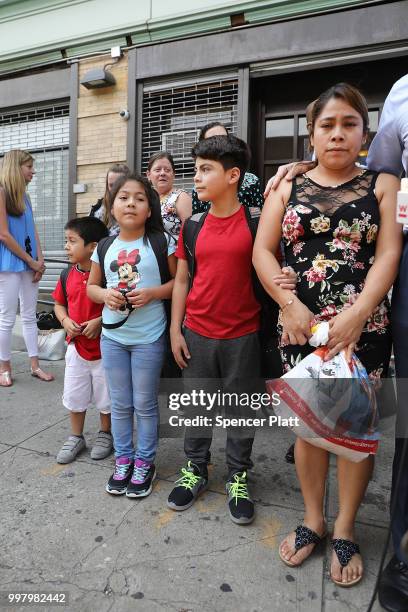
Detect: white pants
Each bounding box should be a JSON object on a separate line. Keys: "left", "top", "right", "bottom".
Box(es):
{"left": 62, "top": 343, "right": 110, "bottom": 413}
{"left": 0, "top": 271, "right": 39, "bottom": 361}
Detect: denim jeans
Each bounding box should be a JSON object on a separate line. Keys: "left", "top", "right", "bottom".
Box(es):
{"left": 101, "top": 333, "right": 165, "bottom": 462}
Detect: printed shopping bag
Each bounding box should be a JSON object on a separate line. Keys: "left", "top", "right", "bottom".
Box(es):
{"left": 266, "top": 323, "right": 378, "bottom": 462}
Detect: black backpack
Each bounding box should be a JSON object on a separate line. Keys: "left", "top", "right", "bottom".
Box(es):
{"left": 182, "top": 208, "right": 282, "bottom": 377}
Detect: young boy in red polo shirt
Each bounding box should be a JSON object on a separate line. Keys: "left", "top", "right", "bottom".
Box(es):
{"left": 53, "top": 217, "right": 112, "bottom": 463}
{"left": 168, "top": 135, "right": 294, "bottom": 524}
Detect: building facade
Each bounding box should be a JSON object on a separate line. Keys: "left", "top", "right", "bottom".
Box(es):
{"left": 0, "top": 0, "right": 407, "bottom": 287}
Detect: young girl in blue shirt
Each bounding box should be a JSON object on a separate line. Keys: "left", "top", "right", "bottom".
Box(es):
{"left": 87, "top": 174, "right": 176, "bottom": 498}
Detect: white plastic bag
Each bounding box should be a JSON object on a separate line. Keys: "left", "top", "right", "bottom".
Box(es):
{"left": 266, "top": 323, "right": 379, "bottom": 462}
{"left": 37, "top": 329, "right": 66, "bottom": 361}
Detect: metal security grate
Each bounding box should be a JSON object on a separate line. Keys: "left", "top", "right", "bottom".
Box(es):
{"left": 142, "top": 78, "right": 238, "bottom": 190}
{"left": 0, "top": 102, "right": 70, "bottom": 291}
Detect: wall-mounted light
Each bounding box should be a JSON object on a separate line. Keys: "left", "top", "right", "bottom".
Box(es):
{"left": 80, "top": 67, "right": 116, "bottom": 90}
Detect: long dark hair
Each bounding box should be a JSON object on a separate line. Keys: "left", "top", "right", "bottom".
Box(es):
{"left": 109, "top": 173, "right": 167, "bottom": 245}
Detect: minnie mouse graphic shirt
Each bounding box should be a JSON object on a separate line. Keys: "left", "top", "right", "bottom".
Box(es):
{"left": 91, "top": 234, "right": 175, "bottom": 345}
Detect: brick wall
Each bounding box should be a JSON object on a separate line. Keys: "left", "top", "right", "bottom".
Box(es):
{"left": 75, "top": 54, "right": 128, "bottom": 216}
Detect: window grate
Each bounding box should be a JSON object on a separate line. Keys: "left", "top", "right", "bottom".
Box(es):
{"left": 0, "top": 103, "right": 70, "bottom": 126}
{"left": 142, "top": 79, "right": 238, "bottom": 190}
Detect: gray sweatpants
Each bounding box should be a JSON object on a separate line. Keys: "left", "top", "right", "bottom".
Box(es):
{"left": 182, "top": 327, "right": 260, "bottom": 477}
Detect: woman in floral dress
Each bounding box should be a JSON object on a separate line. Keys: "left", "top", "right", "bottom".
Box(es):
{"left": 253, "top": 83, "right": 402, "bottom": 587}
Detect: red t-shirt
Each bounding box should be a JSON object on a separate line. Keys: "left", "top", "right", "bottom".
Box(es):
{"left": 176, "top": 206, "right": 260, "bottom": 339}
{"left": 52, "top": 266, "right": 103, "bottom": 361}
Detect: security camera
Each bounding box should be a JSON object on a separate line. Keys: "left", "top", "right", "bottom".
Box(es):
{"left": 119, "top": 109, "right": 130, "bottom": 121}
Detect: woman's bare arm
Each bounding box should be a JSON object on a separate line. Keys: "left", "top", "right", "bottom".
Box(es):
{"left": 175, "top": 191, "right": 193, "bottom": 223}
{"left": 253, "top": 181, "right": 314, "bottom": 345}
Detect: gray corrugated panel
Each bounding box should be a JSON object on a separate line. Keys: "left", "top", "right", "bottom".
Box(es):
{"left": 40, "top": 253, "right": 68, "bottom": 293}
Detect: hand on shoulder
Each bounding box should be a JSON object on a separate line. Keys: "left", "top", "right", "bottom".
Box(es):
{"left": 264, "top": 174, "right": 293, "bottom": 210}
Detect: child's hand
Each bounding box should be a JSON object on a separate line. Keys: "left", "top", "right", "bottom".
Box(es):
{"left": 170, "top": 328, "right": 191, "bottom": 369}
{"left": 62, "top": 317, "right": 82, "bottom": 337}
{"left": 80, "top": 318, "right": 102, "bottom": 339}
{"left": 104, "top": 288, "right": 126, "bottom": 311}
{"left": 127, "top": 288, "right": 154, "bottom": 308}
{"left": 273, "top": 266, "right": 298, "bottom": 292}
{"left": 281, "top": 297, "right": 314, "bottom": 346}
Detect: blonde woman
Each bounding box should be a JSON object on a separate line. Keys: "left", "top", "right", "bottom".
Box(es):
{"left": 0, "top": 150, "right": 54, "bottom": 386}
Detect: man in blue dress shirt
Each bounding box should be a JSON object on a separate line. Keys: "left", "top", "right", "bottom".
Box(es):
{"left": 368, "top": 73, "right": 408, "bottom": 612}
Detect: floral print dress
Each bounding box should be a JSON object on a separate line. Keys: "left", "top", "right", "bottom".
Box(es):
{"left": 279, "top": 170, "right": 391, "bottom": 379}
{"left": 160, "top": 189, "right": 187, "bottom": 238}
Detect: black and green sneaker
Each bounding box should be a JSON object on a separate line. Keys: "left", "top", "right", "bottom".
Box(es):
{"left": 167, "top": 461, "right": 208, "bottom": 511}
{"left": 226, "top": 471, "right": 254, "bottom": 525}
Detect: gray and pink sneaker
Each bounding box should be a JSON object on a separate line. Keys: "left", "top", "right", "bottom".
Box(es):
{"left": 106, "top": 457, "right": 133, "bottom": 495}
{"left": 126, "top": 459, "right": 156, "bottom": 498}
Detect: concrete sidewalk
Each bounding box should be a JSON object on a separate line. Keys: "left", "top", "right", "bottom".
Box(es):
{"left": 0, "top": 350, "right": 393, "bottom": 612}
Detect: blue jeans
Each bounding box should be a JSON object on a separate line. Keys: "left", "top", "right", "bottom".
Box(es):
{"left": 101, "top": 333, "right": 165, "bottom": 462}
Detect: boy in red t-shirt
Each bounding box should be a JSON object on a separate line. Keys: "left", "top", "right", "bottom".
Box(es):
{"left": 53, "top": 217, "right": 111, "bottom": 464}
{"left": 168, "top": 135, "right": 293, "bottom": 524}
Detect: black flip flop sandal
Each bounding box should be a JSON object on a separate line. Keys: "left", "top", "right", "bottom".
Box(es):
{"left": 331, "top": 538, "right": 362, "bottom": 587}
{"left": 279, "top": 524, "right": 327, "bottom": 567}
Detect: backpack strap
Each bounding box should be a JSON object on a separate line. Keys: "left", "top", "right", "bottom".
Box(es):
{"left": 243, "top": 205, "right": 261, "bottom": 241}
{"left": 147, "top": 231, "right": 173, "bottom": 326}
{"left": 97, "top": 235, "right": 116, "bottom": 288}
{"left": 242, "top": 206, "right": 281, "bottom": 333}
{"left": 60, "top": 266, "right": 72, "bottom": 306}
{"left": 182, "top": 211, "right": 208, "bottom": 288}
{"left": 102, "top": 310, "right": 132, "bottom": 329}
{"left": 96, "top": 235, "right": 126, "bottom": 330}
{"left": 148, "top": 231, "right": 172, "bottom": 284}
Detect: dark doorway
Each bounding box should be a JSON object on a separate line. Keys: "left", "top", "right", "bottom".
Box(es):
{"left": 249, "top": 55, "right": 408, "bottom": 185}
